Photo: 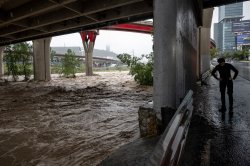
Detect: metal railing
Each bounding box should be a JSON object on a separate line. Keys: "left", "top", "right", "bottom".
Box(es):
{"left": 147, "top": 90, "right": 194, "bottom": 166}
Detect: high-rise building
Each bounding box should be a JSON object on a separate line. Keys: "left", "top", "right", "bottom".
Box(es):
{"left": 214, "top": 2, "right": 243, "bottom": 52}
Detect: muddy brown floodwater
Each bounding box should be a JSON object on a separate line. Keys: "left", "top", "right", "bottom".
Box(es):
{"left": 0, "top": 71, "right": 152, "bottom": 166}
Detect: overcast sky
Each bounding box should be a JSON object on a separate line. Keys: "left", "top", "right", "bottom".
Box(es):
{"left": 51, "top": 2, "right": 250, "bottom": 56}
{"left": 51, "top": 31, "right": 153, "bottom": 57}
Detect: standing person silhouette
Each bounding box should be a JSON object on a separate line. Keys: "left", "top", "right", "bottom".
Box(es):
{"left": 211, "top": 58, "right": 238, "bottom": 112}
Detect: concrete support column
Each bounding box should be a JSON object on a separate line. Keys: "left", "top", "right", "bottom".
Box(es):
{"left": 83, "top": 42, "right": 94, "bottom": 76}
{"left": 198, "top": 8, "right": 214, "bottom": 77}
{"left": 153, "top": 0, "right": 177, "bottom": 118}
{"left": 154, "top": 0, "right": 201, "bottom": 120}
{"left": 80, "top": 31, "right": 98, "bottom": 76}
{"left": 198, "top": 27, "right": 211, "bottom": 75}
{"left": 32, "top": 37, "right": 51, "bottom": 81}
{"left": 0, "top": 47, "right": 4, "bottom": 78}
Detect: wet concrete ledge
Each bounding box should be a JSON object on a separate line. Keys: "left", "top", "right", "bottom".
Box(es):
{"left": 98, "top": 136, "right": 160, "bottom": 166}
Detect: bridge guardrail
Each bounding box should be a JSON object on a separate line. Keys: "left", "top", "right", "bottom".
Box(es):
{"left": 147, "top": 90, "right": 193, "bottom": 166}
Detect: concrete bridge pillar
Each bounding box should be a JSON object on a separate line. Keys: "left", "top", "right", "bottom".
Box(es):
{"left": 80, "top": 30, "right": 98, "bottom": 76}
{"left": 153, "top": 0, "right": 177, "bottom": 118}
{"left": 198, "top": 8, "right": 214, "bottom": 78}
{"left": 32, "top": 37, "right": 52, "bottom": 81}
{"left": 0, "top": 47, "right": 4, "bottom": 79}
{"left": 153, "top": 0, "right": 202, "bottom": 119}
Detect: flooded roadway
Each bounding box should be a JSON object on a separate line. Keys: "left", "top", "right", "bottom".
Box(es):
{"left": 0, "top": 71, "right": 152, "bottom": 166}
{"left": 182, "top": 62, "right": 250, "bottom": 166}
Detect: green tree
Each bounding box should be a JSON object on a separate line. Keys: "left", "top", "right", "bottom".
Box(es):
{"left": 4, "top": 45, "right": 18, "bottom": 81}
{"left": 62, "top": 49, "right": 80, "bottom": 77}
{"left": 210, "top": 48, "right": 219, "bottom": 59}
{"left": 51, "top": 50, "right": 56, "bottom": 63}
{"left": 14, "top": 42, "right": 32, "bottom": 80}
{"left": 117, "top": 53, "right": 153, "bottom": 86}
{"left": 232, "top": 49, "right": 248, "bottom": 60}
{"left": 3, "top": 42, "right": 32, "bottom": 81}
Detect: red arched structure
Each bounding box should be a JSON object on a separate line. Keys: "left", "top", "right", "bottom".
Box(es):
{"left": 101, "top": 21, "right": 153, "bottom": 34}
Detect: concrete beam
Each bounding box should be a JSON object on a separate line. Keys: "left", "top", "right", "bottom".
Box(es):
{"left": 0, "top": 0, "right": 77, "bottom": 28}
{"left": 203, "top": 0, "right": 249, "bottom": 9}
{"left": 55, "top": 0, "right": 84, "bottom": 14}
{"left": 0, "top": 0, "right": 144, "bottom": 37}
{"left": 0, "top": 46, "right": 4, "bottom": 78}
{"left": 32, "top": 37, "right": 51, "bottom": 81}
{"left": 89, "top": 1, "right": 152, "bottom": 21}
{"left": 1, "top": 2, "right": 152, "bottom": 44}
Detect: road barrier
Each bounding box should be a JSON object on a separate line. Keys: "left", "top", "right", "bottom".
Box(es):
{"left": 147, "top": 90, "right": 193, "bottom": 166}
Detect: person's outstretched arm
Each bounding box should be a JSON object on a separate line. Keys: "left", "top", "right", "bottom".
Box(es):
{"left": 231, "top": 64, "right": 238, "bottom": 79}
{"left": 211, "top": 66, "right": 219, "bottom": 80}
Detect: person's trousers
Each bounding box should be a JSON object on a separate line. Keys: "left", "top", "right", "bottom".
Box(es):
{"left": 220, "top": 80, "right": 233, "bottom": 108}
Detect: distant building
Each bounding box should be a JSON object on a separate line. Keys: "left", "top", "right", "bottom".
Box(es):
{"left": 214, "top": 2, "right": 243, "bottom": 52}
{"left": 232, "top": 20, "right": 250, "bottom": 51}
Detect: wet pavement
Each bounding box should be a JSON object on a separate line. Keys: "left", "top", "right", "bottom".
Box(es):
{"left": 182, "top": 73, "right": 250, "bottom": 166}
{"left": 0, "top": 72, "right": 152, "bottom": 166}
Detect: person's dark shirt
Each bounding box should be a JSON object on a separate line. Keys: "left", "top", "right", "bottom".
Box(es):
{"left": 211, "top": 63, "right": 238, "bottom": 80}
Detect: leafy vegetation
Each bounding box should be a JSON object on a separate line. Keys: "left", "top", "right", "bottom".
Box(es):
{"left": 210, "top": 48, "right": 219, "bottom": 59}
{"left": 4, "top": 42, "right": 32, "bottom": 81}
{"left": 51, "top": 50, "right": 56, "bottom": 62}
{"left": 231, "top": 49, "right": 249, "bottom": 60}
{"left": 210, "top": 48, "right": 250, "bottom": 61}
{"left": 117, "top": 53, "right": 153, "bottom": 85}
{"left": 61, "top": 49, "right": 80, "bottom": 77}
